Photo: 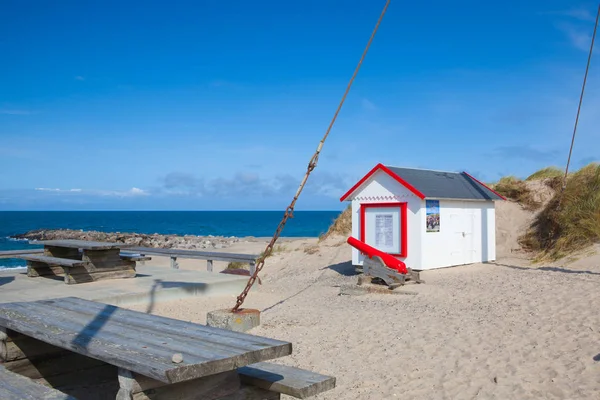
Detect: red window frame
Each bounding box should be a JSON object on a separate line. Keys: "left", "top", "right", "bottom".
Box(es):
{"left": 360, "top": 202, "right": 408, "bottom": 258}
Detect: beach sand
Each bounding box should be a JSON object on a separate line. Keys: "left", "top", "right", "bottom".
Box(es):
{"left": 127, "top": 228, "right": 600, "bottom": 400}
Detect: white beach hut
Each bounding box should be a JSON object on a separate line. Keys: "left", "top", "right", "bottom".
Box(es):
{"left": 340, "top": 164, "right": 505, "bottom": 270}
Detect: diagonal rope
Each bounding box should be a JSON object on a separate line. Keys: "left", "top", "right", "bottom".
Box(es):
{"left": 558, "top": 3, "right": 600, "bottom": 207}
{"left": 231, "top": 0, "right": 392, "bottom": 312}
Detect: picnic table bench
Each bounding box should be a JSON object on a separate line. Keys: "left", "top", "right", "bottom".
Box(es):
{"left": 12, "top": 240, "right": 151, "bottom": 285}
{"left": 0, "top": 297, "right": 335, "bottom": 399}
{"left": 0, "top": 366, "right": 76, "bottom": 400}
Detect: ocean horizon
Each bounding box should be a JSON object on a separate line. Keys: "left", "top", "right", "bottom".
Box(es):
{"left": 0, "top": 210, "right": 342, "bottom": 269}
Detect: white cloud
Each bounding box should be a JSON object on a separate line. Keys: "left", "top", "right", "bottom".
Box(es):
{"left": 558, "top": 23, "right": 593, "bottom": 51}
{"left": 35, "top": 187, "right": 147, "bottom": 197}
{"left": 562, "top": 8, "right": 597, "bottom": 22}
{"left": 0, "top": 109, "right": 32, "bottom": 115}
{"left": 128, "top": 187, "right": 148, "bottom": 196}
{"left": 361, "top": 98, "right": 377, "bottom": 111}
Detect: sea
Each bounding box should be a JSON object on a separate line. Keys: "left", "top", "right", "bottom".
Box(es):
{"left": 0, "top": 211, "right": 341, "bottom": 269}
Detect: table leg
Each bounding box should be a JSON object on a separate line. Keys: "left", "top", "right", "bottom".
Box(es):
{"left": 0, "top": 327, "right": 7, "bottom": 362}
{"left": 117, "top": 368, "right": 134, "bottom": 400}
{"left": 117, "top": 369, "right": 240, "bottom": 400}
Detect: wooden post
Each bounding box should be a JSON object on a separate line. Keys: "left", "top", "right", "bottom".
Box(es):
{"left": 116, "top": 368, "right": 135, "bottom": 400}
{"left": 207, "top": 259, "right": 213, "bottom": 272}
{"left": 170, "top": 256, "right": 179, "bottom": 269}
{"left": 140, "top": 253, "right": 146, "bottom": 266}
{"left": 0, "top": 326, "right": 7, "bottom": 363}
{"left": 249, "top": 262, "right": 256, "bottom": 276}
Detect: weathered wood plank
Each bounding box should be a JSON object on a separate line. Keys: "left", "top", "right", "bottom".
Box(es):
{"left": 0, "top": 366, "right": 76, "bottom": 400}
{"left": 363, "top": 256, "right": 406, "bottom": 288}
{"left": 56, "top": 297, "right": 282, "bottom": 352}
{"left": 238, "top": 362, "right": 336, "bottom": 399}
{"left": 0, "top": 249, "right": 44, "bottom": 259}
{"left": 64, "top": 268, "right": 136, "bottom": 284}
{"left": 22, "top": 255, "right": 85, "bottom": 268}
{"left": 0, "top": 298, "right": 292, "bottom": 384}
{"left": 33, "top": 240, "right": 132, "bottom": 250}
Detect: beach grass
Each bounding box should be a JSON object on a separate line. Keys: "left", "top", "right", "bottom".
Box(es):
{"left": 493, "top": 176, "right": 540, "bottom": 210}
{"left": 519, "top": 163, "right": 600, "bottom": 260}
{"left": 319, "top": 205, "right": 352, "bottom": 241}
{"left": 526, "top": 166, "right": 563, "bottom": 181}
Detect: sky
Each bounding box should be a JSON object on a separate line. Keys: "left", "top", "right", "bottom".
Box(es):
{"left": 0, "top": 0, "right": 598, "bottom": 210}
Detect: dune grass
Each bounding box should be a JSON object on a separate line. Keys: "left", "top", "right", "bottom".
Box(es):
{"left": 526, "top": 166, "right": 563, "bottom": 181}
{"left": 519, "top": 163, "right": 600, "bottom": 260}
{"left": 493, "top": 176, "right": 540, "bottom": 210}
{"left": 319, "top": 205, "right": 352, "bottom": 241}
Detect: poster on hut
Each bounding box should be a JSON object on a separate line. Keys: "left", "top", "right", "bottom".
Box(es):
{"left": 426, "top": 200, "right": 440, "bottom": 232}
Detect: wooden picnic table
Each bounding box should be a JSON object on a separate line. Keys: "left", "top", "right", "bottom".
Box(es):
{"left": 0, "top": 297, "right": 335, "bottom": 399}
{"left": 18, "top": 240, "right": 149, "bottom": 285}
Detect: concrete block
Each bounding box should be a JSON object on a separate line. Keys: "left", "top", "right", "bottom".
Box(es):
{"left": 206, "top": 309, "right": 260, "bottom": 332}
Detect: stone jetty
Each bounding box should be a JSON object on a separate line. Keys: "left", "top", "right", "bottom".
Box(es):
{"left": 12, "top": 229, "right": 244, "bottom": 250}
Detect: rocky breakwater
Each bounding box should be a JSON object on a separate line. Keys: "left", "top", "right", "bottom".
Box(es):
{"left": 12, "top": 229, "right": 241, "bottom": 250}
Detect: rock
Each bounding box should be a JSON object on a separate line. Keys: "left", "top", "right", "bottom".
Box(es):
{"left": 10, "top": 229, "right": 236, "bottom": 251}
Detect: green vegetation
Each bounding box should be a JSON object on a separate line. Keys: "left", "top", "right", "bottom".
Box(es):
{"left": 225, "top": 261, "right": 248, "bottom": 270}
{"left": 526, "top": 166, "right": 563, "bottom": 181}
{"left": 519, "top": 163, "right": 600, "bottom": 260}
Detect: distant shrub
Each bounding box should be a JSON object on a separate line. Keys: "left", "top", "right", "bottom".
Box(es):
{"left": 226, "top": 261, "right": 248, "bottom": 270}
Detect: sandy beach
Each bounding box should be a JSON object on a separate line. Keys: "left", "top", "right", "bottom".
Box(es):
{"left": 122, "top": 201, "right": 600, "bottom": 399}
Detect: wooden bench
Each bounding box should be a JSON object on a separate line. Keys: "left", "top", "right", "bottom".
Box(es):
{"left": 119, "top": 253, "right": 152, "bottom": 262}
{"left": 128, "top": 246, "right": 258, "bottom": 274}
{"left": 0, "top": 366, "right": 75, "bottom": 400}
{"left": 238, "top": 362, "right": 335, "bottom": 399}
{"left": 0, "top": 249, "right": 44, "bottom": 259}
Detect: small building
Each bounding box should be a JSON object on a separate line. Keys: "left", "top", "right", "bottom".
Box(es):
{"left": 340, "top": 164, "right": 505, "bottom": 270}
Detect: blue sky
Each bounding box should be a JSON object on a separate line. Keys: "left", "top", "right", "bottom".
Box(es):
{"left": 1, "top": 0, "right": 598, "bottom": 210}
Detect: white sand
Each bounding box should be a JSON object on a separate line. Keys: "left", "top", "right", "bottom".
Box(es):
{"left": 127, "top": 233, "right": 600, "bottom": 399}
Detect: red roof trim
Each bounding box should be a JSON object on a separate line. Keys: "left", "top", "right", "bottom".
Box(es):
{"left": 462, "top": 171, "right": 507, "bottom": 201}
{"left": 340, "top": 163, "right": 426, "bottom": 201}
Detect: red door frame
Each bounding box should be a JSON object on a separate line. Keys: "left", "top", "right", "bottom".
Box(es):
{"left": 360, "top": 202, "right": 408, "bottom": 258}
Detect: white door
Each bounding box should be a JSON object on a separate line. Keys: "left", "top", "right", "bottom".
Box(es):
{"left": 463, "top": 206, "right": 476, "bottom": 264}
{"left": 448, "top": 204, "right": 481, "bottom": 265}
{"left": 448, "top": 210, "right": 466, "bottom": 265}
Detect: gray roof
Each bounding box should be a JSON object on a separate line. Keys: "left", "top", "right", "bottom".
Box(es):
{"left": 386, "top": 166, "right": 504, "bottom": 201}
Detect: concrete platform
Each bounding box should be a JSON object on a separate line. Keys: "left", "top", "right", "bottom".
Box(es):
{"left": 0, "top": 265, "right": 249, "bottom": 308}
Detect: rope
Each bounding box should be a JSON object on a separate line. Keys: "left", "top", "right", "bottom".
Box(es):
{"left": 231, "top": 0, "right": 392, "bottom": 312}
{"left": 558, "top": 3, "right": 600, "bottom": 207}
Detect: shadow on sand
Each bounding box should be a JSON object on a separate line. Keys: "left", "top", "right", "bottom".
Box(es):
{"left": 323, "top": 260, "right": 358, "bottom": 277}
{"left": 492, "top": 262, "right": 600, "bottom": 276}
{"left": 0, "top": 276, "right": 15, "bottom": 287}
